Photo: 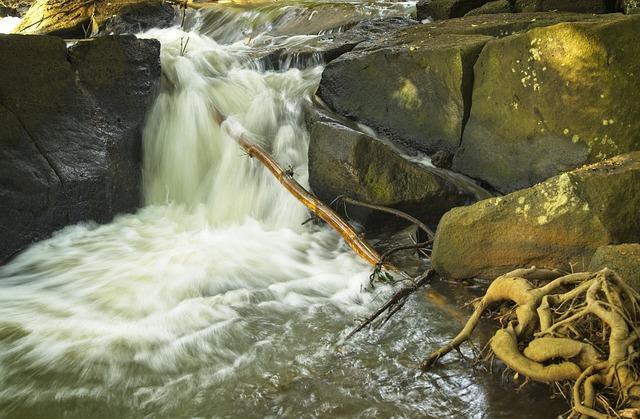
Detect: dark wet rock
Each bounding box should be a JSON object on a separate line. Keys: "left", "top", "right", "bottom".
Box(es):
{"left": 0, "top": 5, "right": 18, "bottom": 16}
{"left": 259, "top": 16, "right": 418, "bottom": 69}
{"left": 100, "top": 1, "right": 177, "bottom": 35}
{"left": 513, "top": 0, "right": 612, "bottom": 13}
{"left": 317, "top": 33, "right": 492, "bottom": 155}
{"left": 16, "top": 0, "right": 176, "bottom": 37}
{"left": 453, "top": 14, "right": 640, "bottom": 193}
{"left": 432, "top": 152, "right": 640, "bottom": 279}
{"left": 308, "top": 117, "right": 488, "bottom": 228}
{"left": 431, "top": 150, "right": 454, "bottom": 169}
{"left": 416, "top": 0, "right": 491, "bottom": 20}
{"left": 589, "top": 244, "right": 640, "bottom": 290}
{"left": 0, "top": 34, "right": 160, "bottom": 263}
{"left": 0, "top": 0, "right": 31, "bottom": 16}
{"left": 465, "top": 0, "right": 512, "bottom": 16}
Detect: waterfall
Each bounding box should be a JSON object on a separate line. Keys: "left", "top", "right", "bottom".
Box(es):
{"left": 0, "top": 3, "right": 549, "bottom": 418}
{"left": 0, "top": 7, "right": 379, "bottom": 413}
{"left": 140, "top": 27, "right": 320, "bottom": 228}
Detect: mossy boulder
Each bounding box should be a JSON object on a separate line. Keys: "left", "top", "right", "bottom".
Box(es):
{"left": 0, "top": 34, "right": 160, "bottom": 262}
{"left": 432, "top": 152, "right": 640, "bottom": 279}
{"left": 416, "top": 0, "right": 491, "bottom": 20}
{"left": 465, "top": 0, "right": 512, "bottom": 16}
{"left": 589, "top": 244, "right": 640, "bottom": 290}
{"left": 317, "top": 33, "right": 492, "bottom": 155}
{"left": 513, "top": 0, "right": 612, "bottom": 13}
{"left": 15, "top": 0, "right": 176, "bottom": 37}
{"left": 308, "top": 119, "right": 488, "bottom": 228}
{"left": 453, "top": 15, "right": 640, "bottom": 193}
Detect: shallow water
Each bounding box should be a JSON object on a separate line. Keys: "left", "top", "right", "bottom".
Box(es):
{"left": 1, "top": 2, "right": 564, "bottom": 418}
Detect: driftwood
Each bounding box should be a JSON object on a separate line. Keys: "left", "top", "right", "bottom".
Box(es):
{"left": 213, "top": 110, "right": 383, "bottom": 267}
{"left": 213, "top": 109, "right": 436, "bottom": 340}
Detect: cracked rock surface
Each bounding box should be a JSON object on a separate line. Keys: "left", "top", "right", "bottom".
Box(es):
{"left": 0, "top": 34, "right": 160, "bottom": 262}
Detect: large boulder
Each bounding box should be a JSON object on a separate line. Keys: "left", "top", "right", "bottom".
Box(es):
{"left": 513, "top": 0, "right": 612, "bottom": 13}
{"left": 416, "top": 0, "right": 491, "bottom": 20}
{"left": 308, "top": 117, "right": 489, "bottom": 228}
{"left": 432, "top": 152, "right": 640, "bottom": 279}
{"left": 589, "top": 244, "right": 640, "bottom": 289}
{"left": 317, "top": 33, "right": 492, "bottom": 155}
{"left": 0, "top": 34, "right": 160, "bottom": 262}
{"left": 15, "top": 0, "right": 176, "bottom": 37}
{"left": 316, "top": 13, "right": 617, "bottom": 158}
{"left": 453, "top": 15, "right": 640, "bottom": 193}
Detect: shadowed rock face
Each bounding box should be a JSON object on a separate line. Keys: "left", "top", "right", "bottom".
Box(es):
{"left": 432, "top": 152, "right": 640, "bottom": 280}
{"left": 513, "top": 0, "right": 613, "bottom": 13}
{"left": 417, "top": 0, "right": 492, "bottom": 21}
{"left": 465, "top": 0, "right": 512, "bottom": 16}
{"left": 453, "top": 14, "right": 640, "bottom": 193}
{"left": 0, "top": 35, "right": 160, "bottom": 263}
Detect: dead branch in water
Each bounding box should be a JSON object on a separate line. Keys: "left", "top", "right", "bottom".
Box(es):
{"left": 344, "top": 269, "right": 436, "bottom": 341}
{"left": 332, "top": 195, "right": 435, "bottom": 241}
{"left": 212, "top": 109, "right": 435, "bottom": 342}
{"left": 212, "top": 110, "right": 383, "bottom": 267}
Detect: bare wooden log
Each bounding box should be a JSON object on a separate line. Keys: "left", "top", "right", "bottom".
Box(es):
{"left": 213, "top": 111, "right": 383, "bottom": 267}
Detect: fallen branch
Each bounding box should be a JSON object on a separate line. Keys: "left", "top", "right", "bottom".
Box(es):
{"left": 213, "top": 110, "right": 383, "bottom": 267}
{"left": 333, "top": 195, "right": 434, "bottom": 241}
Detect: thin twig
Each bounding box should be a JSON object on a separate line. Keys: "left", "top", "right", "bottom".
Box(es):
{"left": 344, "top": 269, "right": 435, "bottom": 341}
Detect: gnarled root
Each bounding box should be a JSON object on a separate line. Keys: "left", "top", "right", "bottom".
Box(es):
{"left": 422, "top": 268, "right": 640, "bottom": 418}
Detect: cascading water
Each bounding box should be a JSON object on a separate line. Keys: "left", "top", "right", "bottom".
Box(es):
{"left": 1, "top": 3, "right": 564, "bottom": 418}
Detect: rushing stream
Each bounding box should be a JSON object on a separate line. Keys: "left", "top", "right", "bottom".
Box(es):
{"left": 1, "top": 2, "right": 565, "bottom": 418}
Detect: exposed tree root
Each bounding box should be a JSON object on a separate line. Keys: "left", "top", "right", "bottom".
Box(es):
{"left": 422, "top": 268, "right": 640, "bottom": 418}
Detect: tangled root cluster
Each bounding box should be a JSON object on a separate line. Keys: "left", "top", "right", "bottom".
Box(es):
{"left": 422, "top": 268, "right": 640, "bottom": 418}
